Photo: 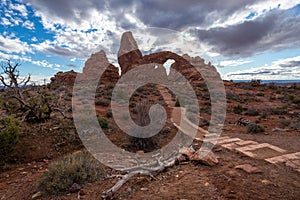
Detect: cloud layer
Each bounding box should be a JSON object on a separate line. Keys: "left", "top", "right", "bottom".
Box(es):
{"left": 225, "top": 56, "right": 300, "bottom": 80}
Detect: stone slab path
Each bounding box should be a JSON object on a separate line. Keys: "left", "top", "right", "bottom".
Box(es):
{"left": 157, "top": 85, "right": 300, "bottom": 173}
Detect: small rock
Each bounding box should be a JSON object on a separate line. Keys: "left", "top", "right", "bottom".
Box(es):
{"left": 32, "top": 191, "right": 42, "bottom": 199}
{"left": 179, "top": 147, "right": 195, "bottom": 159}
{"left": 235, "top": 164, "right": 262, "bottom": 174}
{"left": 261, "top": 179, "right": 272, "bottom": 185}
{"left": 177, "top": 155, "right": 189, "bottom": 163}
{"left": 69, "top": 183, "right": 81, "bottom": 193}
{"left": 140, "top": 187, "right": 148, "bottom": 191}
{"left": 204, "top": 182, "right": 210, "bottom": 186}
{"left": 191, "top": 149, "right": 219, "bottom": 166}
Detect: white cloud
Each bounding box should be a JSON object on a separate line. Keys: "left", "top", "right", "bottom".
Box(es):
{"left": 224, "top": 56, "right": 300, "bottom": 80}
{"left": 0, "top": 17, "right": 12, "bottom": 26}
{"left": 31, "top": 37, "right": 38, "bottom": 42}
{"left": 9, "top": 2, "right": 28, "bottom": 18}
{"left": 210, "top": 0, "right": 300, "bottom": 29}
{"left": 0, "top": 51, "right": 61, "bottom": 70}
{"left": 0, "top": 34, "right": 32, "bottom": 54}
{"left": 219, "top": 59, "right": 253, "bottom": 67}
{"left": 22, "top": 20, "right": 35, "bottom": 30}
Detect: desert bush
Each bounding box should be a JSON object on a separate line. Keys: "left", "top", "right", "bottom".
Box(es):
{"left": 129, "top": 102, "right": 136, "bottom": 108}
{"left": 247, "top": 124, "right": 265, "bottom": 133}
{"left": 256, "top": 92, "right": 264, "bottom": 97}
{"left": 175, "top": 98, "right": 181, "bottom": 107}
{"left": 0, "top": 116, "right": 20, "bottom": 165}
{"left": 245, "top": 108, "right": 260, "bottom": 116}
{"left": 289, "top": 121, "right": 300, "bottom": 130}
{"left": 279, "top": 118, "right": 291, "bottom": 127}
{"left": 233, "top": 104, "right": 243, "bottom": 114}
{"left": 158, "top": 96, "right": 164, "bottom": 101}
{"left": 268, "top": 105, "right": 288, "bottom": 115}
{"left": 226, "top": 91, "right": 241, "bottom": 102}
{"left": 98, "top": 117, "right": 108, "bottom": 128}
{"left": 95, "top": 99, "right": 109, "bottom": 107}
{"left": 106, "top": 110, "right": 113, "bottom": 118}
{"left": 37, "top": 151, "right": 105, "bottom": 195}
{"left": 268, "top": 83, "right": 278, "bottom": 90}
{"left": 159, "top": 127, "right": 171, "bottom": 138}
{"left": 291, "top": 96, "right": 300, "bottom": 104}
{"left": 250, "top": 79, "right": 261, "bottom": 87}
{"left": 152, "top": 90, "right": 160, "bottom": 96}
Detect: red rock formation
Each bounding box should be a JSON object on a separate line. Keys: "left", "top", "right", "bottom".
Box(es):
{"left": 50, "top": 50, "right": 119, "bottom": 86}
{"left": 117, "top": 32, "right": 204, "bottom": 82}
{"left": 50, "top": 70, "right": 77, "bottom": 86}
{"left": 83, "top": 50, "right": 119, "bottom": 84}
{"left": 138, "top": 51, "right": 203, "bottom": 82}
{"left": 118, "top": 32, "right": 143, "bottom": 75}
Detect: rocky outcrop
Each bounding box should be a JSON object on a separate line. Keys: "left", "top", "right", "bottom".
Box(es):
{"left": 139, "top": 51, "right": 203, "bottom": 82}
{"left": 117, "top": 32, "right": 205, "bottom": 82}
{"left": 50, "top": 51, "right": 119, "bottom": 86}
{"left": 50, "top": 70, "right": 77, "bottom": 86}
{"left": 83, "top": 50, "right": 119, "bottom": 84}
{"left": 50, "top": 31, "right": 213, "bottom": 87}
{"left": 118, "top": 31, "right": 143, "bottom": 75}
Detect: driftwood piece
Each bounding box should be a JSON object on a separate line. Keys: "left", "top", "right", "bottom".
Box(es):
{"left": 102, "top": 152, "right": 178, "bottom": 199}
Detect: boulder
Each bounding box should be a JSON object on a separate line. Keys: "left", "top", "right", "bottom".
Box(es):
{"left": 190, "top": 149, "right": 219, "bottom": 166}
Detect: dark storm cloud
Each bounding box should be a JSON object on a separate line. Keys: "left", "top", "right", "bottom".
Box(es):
{"left": 192, "top": 9, "right": 300, "bottom": 57}
{"left": 24, "top": 0, "right": 300, "bottom": 59}
{"left": 229, "top": 70, "right": 272, "bottom": 76}
{"left": 25, "top": 0, "right": 255, "bottom": 30}
{"left": 128, "top": 0, "right": 256, "bottom": 29}
{"left": 280, "top": 60, "right": 300, "bottom": 68}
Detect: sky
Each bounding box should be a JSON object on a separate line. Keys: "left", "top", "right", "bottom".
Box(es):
{"left": 0, "top": 0, "right": 300, "bottom": 83}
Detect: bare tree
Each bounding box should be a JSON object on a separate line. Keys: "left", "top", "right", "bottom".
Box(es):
{"left": 0, "top": 59, "right": 69, "bottom": 122}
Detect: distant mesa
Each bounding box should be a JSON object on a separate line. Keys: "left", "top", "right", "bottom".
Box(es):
{"left": 50, "top": 31, "right": 215, "bottom": 86}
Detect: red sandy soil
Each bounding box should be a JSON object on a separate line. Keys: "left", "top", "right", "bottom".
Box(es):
{"left": 0, "top": 81, "right": 300, "bottom": 200}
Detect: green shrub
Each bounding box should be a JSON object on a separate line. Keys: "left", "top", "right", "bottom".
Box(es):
{"left": 245, "top": 108, "right": 260, "bottom": 116}
{"left": 247, "top": 124, "right": 265, "bottom": 133}
{"left": 268, "top": 105, "right": 288, "bottom": 115}
{"left": 98, "top": 117, "right": 108, "bottom": 128}
{"left": 292, "top": 97, "right": 300, "bottom": 104}
{"left": 0, "top": 116, "right": 20, "bottom": 165}
{"left": 250, "top": 79, "right": 261, "bottom": 87}
{"left": 129, "top": 102, "right": 136, "bottom": 108}
{"left": 105, "top": 110, "right": 112, "bottom": 118}
{"left": 233, "top": 104, "right": 243, "bottom": 114}
{"left": 175, "top": 98, "right": 180, "bottom": 107}
{"left": 37, "top": 151, "right": 105, "bottom": 195}
{"left": 95, "top": 99, "right": 109, "bottom": 107}
{"left": 256, "top": 92, "right": 264, "bottom": 97}
{"left": 279, "top": 119, "right": 291, "bottom": 127}
{"left": 289, "top": 121, "right": 300, "bottom": 130}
